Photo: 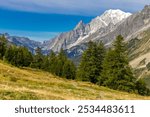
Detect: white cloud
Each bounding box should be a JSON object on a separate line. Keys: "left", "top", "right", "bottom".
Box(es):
{"left": 0, "top": 0, "right": 149, "bottom": 15}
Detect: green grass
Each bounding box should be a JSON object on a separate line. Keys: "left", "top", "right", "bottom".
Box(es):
{"left": 0, "top": 90, "right": 39, "bottom": 100}
{"left": 0, "top": 60, "right": 150, "bottom": 100}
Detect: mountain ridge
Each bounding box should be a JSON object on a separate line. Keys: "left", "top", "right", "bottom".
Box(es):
{"left": 66, "top": 5, "right": 150, "bottom": 59}
{"left": 0, "top": 5, "right": 150, "bottom": 58}
{"left": 43, "top": 9, "right": 131, "bottom": 52}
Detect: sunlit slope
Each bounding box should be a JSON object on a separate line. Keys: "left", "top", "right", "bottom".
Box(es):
{"left": 0, "top": 60, "right": 149, "bottom": 100}
{"left": 128, "top": 29, "right": 150, "bottom": 88}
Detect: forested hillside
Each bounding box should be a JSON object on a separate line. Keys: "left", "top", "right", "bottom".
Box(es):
{"left": 0, "top": 60, "right": 150, "bottom": 100}
{"left": 0, "top": 35, "right": 150, "bottom": 99}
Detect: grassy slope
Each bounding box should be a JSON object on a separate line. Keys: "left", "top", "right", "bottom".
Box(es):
{"left": 0, "top": 60, "right": 150, "bottom": 100}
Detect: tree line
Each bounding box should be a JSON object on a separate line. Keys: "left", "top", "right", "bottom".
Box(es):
{"left": 0, "top": 35, "right": 76, "bottom": 80}
{"left": 0, "top": 35, "right": 149, "bottom": 96}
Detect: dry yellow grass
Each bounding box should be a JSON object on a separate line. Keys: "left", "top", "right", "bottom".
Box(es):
{"left": 0, "top": 60, "right": 150, "bottom": 100}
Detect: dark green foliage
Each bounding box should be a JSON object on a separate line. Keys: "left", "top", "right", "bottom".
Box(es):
{"left": 30, "top": 47, "right": 43, "bottom": 69}
{"left": 99, "top": 35, "right": 136, "bottom": 92}
{"left": 41, "top": 56, "right": 50, "bottom": 71}
{"left": 62, "top": 60, "right": 76, "bottom": 80}
{"left": 55, "top": 49, "right": 67, "bottom": 76}
{"left": 0, "top": 35, "right": 76, "bottom": 80}
{"left": 4, "top": 46, "right": 14, "bottom": 62}
{"left": 0, "top": 35, "right": 7, "bottom": 59}
{"left": 77, "top": 41, "right": 105, "bottom": 83}
{"left": 4, "top": 44, "right": 76, "bottom": 80}
{"left": 14, "top": 47, "right": 24, "bottom": 66}
{"left": 21, "top": 47, "right": 33, "bottom": 67}
{"left": 5, "top": 46, "right": 33, "bottom": 67}
{"left": 135, "top": 79, "right": 150, "bottom": 96}
{"left": 48, "top": 51, "right": 57, "bottom": 74}
{"left": 52, "top": 49, "right": 76, "bottom": 79}
{"left": 97, "top": 35, "right": 150, "bottom": 95}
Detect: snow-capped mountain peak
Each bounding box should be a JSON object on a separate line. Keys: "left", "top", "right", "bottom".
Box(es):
{"left": 89, "top": 9, "right": 132, "bottom": 33}
{"left": 42, "top": 9, "right": 132, "bottom": 52}
{"left": 102, "top": 9, "right": 132, "bottom": 23}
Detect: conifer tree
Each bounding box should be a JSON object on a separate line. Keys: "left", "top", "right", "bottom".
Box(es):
{"left": 41, "top": 55, "right": 50, "bottom": 71}
{"left": 30, "top": 47, "right": 43, "bottom": 69}
{"left": 0, "top": 35, "right": 7, "bottom": 59}
{"left": 4, "top": 45, "right": 14, "bottom": 62}
{"left": 5, "top": 46, "right": 32, "bottom": 67}
{"left": 15, "top": 47, "right": 24, "bottom": 67}
{"left": 77, "top": 41, "right": 105, "bottom": 83}
{"left": 62, "top": 60, "right": 76, "bottom": 80}
{"left": 21, "top": 47, "right": 33, "bottom": 67}
{"left": 99, "top": 35, "right": 135, "bottom": 92}
{"left": 9, "top": 46, "right": 18, "bottom": 66}
{"left": 48, "top": 51, "right": 57, "bottom": 74}
{"left": 55, "top": 49, "right": 67, "bottom": 77}
{"left": 135, "top": 79, "right": 150, "bottom": 96}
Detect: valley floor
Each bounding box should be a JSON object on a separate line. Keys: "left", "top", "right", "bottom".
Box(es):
{"left": 0, "top": 60, "right": 150, "bottom": 100}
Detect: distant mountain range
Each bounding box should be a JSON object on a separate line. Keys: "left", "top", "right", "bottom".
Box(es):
{"left": 1, "top": 5, "right": 150, "bottom": 61}
{"left": 0, "top": 33, "right": 41, "bottom": 53}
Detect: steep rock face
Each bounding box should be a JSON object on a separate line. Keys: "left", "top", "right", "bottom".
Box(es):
{"left": 44, "top": 9, "right": 131, "bottom": 52}
{"left": 42, "top": 20, "right": 87, "bottom": 52}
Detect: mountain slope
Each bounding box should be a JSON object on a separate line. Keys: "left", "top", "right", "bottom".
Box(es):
{"left": 128, "top": 28, "right": 150, "bottom": 88}
{"left": 0, "top": 60, "right": 149, "bottom": 100}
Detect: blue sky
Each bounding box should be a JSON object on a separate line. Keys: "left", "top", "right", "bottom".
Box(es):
{"left": 0, "top": 0, "right": 149, "bottom": 41}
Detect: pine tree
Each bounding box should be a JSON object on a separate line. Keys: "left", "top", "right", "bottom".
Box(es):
{"left": 55, "top": 49, "right": 67, "bottom": 77}
{"left": 4, "top": 45, "right": 14, "bottom": 62}
{"left": 99, "top": 35, "right": 135, "bottom": 92}
{"left": 77, "top": 41, "right": 105, "bottom": 83}
{"left": 21, "top": 47, "right": 33, "bottom": 67}
{"left": 135, "top": 79, "right": 150, "bottom": 96}
{"left": 48, "top": 51, "right": 57, "bottom": 74}
{"left": 5, "top": 46, "right": 33, "bottom": 67}
{"left": 10, "top": 46, "right": 18, "bottom": 66}
{"left": 15, "top": 47, "right": 24, "bottom": 67}
{"left": 62, "top": 60, "right": 76, "bottom": 80}
{"left": 30, "top": 47, "right": 43, "bottom": 69}
{"left": 0, "top": 35, "right": 7, "bottom": 59}
{"left": 94, "top": 41, "right": 106, "bottom": 81}
{"left": 41, "top": 55, "right": 50, "bottom": 71}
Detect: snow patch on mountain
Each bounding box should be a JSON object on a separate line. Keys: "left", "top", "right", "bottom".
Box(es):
{"left": 89, "top": 9, "right": 132, "bottom": 34}
{"left": 68, "top": 9, "right": 132, "bottom": 48}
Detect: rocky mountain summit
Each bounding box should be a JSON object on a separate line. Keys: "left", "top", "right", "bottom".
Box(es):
{"left": 43, "top": 9, "right": 131, "bottom": 52}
